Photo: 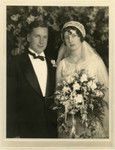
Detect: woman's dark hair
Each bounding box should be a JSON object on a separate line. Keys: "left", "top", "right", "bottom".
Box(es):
{"left": 27, "top": 20, "right": 48, "bottom": 34}
{"left": 61, "top": 26, "right": 84, "bottom": 44}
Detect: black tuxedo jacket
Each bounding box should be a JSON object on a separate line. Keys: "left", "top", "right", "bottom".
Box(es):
{"left": 7, "top": 51, "right": 57, "bottom": 138}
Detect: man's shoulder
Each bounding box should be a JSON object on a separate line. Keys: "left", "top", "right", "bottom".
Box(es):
{"left": 12, "top": 51, "right": 28, "bottom": 61}
{"left": 8, "top": 52, "right": 28, "bottom": 69}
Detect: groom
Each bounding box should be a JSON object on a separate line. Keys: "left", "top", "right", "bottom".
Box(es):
{"left": 7, "top": 20, "right": 57, "bottom": 138}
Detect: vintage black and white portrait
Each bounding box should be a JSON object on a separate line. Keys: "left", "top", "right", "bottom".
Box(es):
{"left": 6, "top": 6, "right": 109, "bottom": 139}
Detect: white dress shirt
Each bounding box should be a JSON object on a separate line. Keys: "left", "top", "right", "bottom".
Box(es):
{"left": 28, "top": 48, "right": 48, "bottom": 96}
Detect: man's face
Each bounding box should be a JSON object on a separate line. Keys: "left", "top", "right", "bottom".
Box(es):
{"left": 27, "top": 27, "right": 48, "bottom": 54}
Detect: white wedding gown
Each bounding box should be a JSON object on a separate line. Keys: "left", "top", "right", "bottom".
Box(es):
{"left": 56, "top": 41, "right": 109, "bottom": 138}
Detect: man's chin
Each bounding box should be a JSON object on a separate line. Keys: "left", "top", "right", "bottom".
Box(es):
{"left": 36, "top": 47, "right": 46, "bottom": 53}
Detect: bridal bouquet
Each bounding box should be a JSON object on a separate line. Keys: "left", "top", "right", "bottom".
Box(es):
{"left": 54, "top": 69, "right": 108, "bottom": 138}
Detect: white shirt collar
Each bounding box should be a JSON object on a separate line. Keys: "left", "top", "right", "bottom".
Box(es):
{"left": 28, "top": 48, "right": 45, "bottom": 57}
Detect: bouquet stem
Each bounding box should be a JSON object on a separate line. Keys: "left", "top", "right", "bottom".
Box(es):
{"left": 70, "top": 113, "right": 76, "bottom": 138}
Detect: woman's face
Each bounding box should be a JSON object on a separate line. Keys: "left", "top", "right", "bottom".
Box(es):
{"left": 64, "top": 29, "right": 82, "bottom": 51}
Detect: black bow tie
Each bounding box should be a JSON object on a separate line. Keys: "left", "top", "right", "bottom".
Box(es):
{"left": 28, "top": 51, "right": 45, "bottom": 61}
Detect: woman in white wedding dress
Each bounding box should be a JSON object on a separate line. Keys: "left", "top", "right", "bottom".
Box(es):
{"left": 56, "top": 21, "right": 109, "bottom": 138}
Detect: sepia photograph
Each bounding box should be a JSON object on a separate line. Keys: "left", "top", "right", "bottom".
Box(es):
{"left": 0, "top": 0, "right": 115, "bottom": 149}
{"left": 7, "top": 6, "right": 109, "bottom": 139}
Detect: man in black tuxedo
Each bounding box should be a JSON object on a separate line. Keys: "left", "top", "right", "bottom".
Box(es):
{"left": 7, "top": 20, "right": 57, "bottom": 138}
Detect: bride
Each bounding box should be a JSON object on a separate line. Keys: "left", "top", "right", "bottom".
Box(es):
{"left": 56, "top": 21, "right": 109, "bottom": 138}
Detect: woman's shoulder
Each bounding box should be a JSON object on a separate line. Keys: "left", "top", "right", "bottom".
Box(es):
{"left": 57, "top": 58, "right": 71, "bottom": 72}
{"left": 57, "top": 58, "right": 67, "bottom": 67}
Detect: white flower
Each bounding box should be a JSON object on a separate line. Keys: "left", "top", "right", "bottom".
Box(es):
{"left": 82, "top": 86, "right": 87, "bottom": 93}
{"left": 63, "top": 101, "right": 70, "bottom": 106}
{"left": 95, "top": 90, "right": 104, "bottom": 97}
{"left": 73, "top": 82, "right": 80, "bottom": 90}
{"left": 65, "top": 75, "right": 74, "bottom": 84}
{"left": 75, "top": 94, "right": 84, "bottom": 104}
{"left": 70, "top": 92, "right": 76, "bottom": 100}
{"left": 87, "top": 80, "right": 97, "bottom": 90}
{"left": 82, "top": 113, "right": 88, "bottom": 123}
{"left": 55, "top": 90, "right": 60, "bottom": 95}
{"left": 55, "top": 95, "right": 61, "bottom": 100}
{"left": 11, "top": 14, "right": 20, "bottom": 21}
{"left": 62, "top": 80, "right": 67, "bottom": 85}
{"left": 57, "top": 82, "right": 62, "bottom": 87}
{"left": 62, "top": 86, "right": 71, "bottom": 93}
{"left": 74, "top": 72, "right": 79, "bottom": 78}
{"left": 80, "top": 73, "right": 88, "bottom": 82}
{"left": 60, "top": 96, "right": 65, "bottom": 101}
{"left": 65, "top": 95, "right": 69, "bottom": 100}
{"left": 26, "top": 15, "right": 35, "bottom": 24}
{"left": 51, "top": 59, "right": 57, "bottom": 67}
{"left": 89, "top": 104, "right": 94, "bottom": 110}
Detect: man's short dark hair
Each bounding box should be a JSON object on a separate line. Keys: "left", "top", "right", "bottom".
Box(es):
{"left": 27, "top": 20, "right": 48, "bottom": 34}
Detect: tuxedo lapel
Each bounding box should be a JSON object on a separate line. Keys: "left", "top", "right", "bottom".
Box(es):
{"left": 45, "top": 57, "right": 51, "bottom": 97}
{"left": 20, "top": 53, "right": 43, "bottom": 96}
{"left": 45, "top": 57, "right": 56, "bottom": 97}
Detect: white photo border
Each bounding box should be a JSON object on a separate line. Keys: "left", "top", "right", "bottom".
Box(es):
{"left": 0, "top": 0, "right": 115, "bottom": 149}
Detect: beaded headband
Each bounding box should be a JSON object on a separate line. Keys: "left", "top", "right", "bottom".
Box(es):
{"left": 62, "top": 21, "right": 86, "bottom": 38}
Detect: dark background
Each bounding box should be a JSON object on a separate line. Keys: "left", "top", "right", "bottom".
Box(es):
{"left": 7, "top": 6, "right": 109, "bottom": 68}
